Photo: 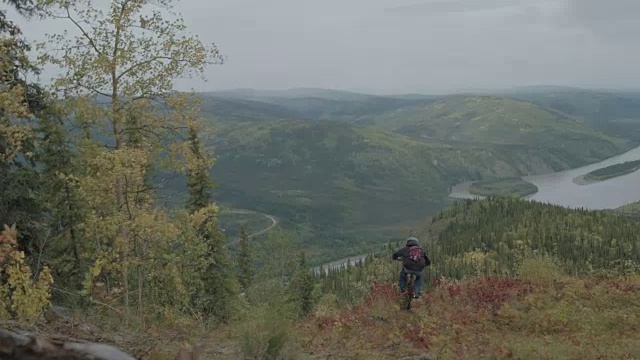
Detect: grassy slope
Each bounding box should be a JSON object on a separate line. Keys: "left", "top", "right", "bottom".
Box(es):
{"left": 300, "top": 276, "right": 640, "bottom": 360}
{"left": 296, "top": 198, "right": 640, "bottom": 358}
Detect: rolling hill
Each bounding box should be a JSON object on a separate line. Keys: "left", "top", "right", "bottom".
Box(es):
{"left": 154, "top": 90, "right": 637, "bottom": 262}
{"left": 503, "top": 87, "right": 640, "bottom": 141}
{"left": 365, "top": 95, "right": 627, "bottom": 143}
{"left": 617, "top": 201, "right": 640, "bottom": 217}
{"left": 203, "top": 88, "right": 436, "bottom": 123}
{"left": 197, "top": 121, "right": 631, "bottom": 261}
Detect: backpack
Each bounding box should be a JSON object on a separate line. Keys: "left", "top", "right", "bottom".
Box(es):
{"left": 408, "top": 246, "right": 422, "bottom": 262}
{"left": 403, "top": 246, "right": 426, "bottom": 271}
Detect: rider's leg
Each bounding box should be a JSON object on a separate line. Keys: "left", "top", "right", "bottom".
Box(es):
{"left": 398, "top": 267, "right": 407, "bottom": 292}
{"left": 414, "top": 270, "right": 424, "bottom": 296}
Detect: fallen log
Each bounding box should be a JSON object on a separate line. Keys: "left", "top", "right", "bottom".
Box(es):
{"left": 0, "top": 328, "right": 135, "bottom": 360}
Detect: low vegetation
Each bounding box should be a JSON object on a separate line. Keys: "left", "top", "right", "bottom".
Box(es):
{"left": 303, "top": 274, "right": 640, "bottom": 359}
{"left": 468, "top": 177, "right": 538, "bottom": 197}
{"left": 583, "top": 159, "right": 640, "bottom": 182}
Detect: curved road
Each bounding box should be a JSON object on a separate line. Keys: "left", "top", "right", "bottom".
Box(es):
{"left": 247, "top": 214, "right": 278, "bottom": 239}
{"left": 223, "top": 210, "right": 279, "bottom": 245}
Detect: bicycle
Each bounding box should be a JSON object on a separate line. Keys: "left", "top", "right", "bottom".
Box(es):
{"left": 395, "top": 257, "right": 418, "bottom": 310}
{"left": 403, "top": 272, "right": 417, "bottom": 311}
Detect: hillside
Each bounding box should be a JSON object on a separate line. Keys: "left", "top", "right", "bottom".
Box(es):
{"left": 146, "top": 92, "right": 637, "bottom": 263}
{"left": 617, "top": 201, "right": 640, "bottom": 217}
{"left": 504, "top": 88, "right": 640, "bottom": 141}
{"left": 204, "top": 89, "right": 436, "bottom": 123}
{"left": 365, "top": 95, "right": 631, "bottom": 148}
{"left": 193, "top": 115, "right": 631, "bottom": 262}
{"left": 13, "top": 199, "right": 640, "bottom": 359}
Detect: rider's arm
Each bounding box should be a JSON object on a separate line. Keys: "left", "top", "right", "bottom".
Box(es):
{"left": 392, "top": 247, "right": 404, "bottom": 260}
{"left": 423, "top": 252, "right": 431, "bottom": 266}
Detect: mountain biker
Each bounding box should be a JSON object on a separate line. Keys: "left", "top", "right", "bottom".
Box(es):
{"left": 392, "top": 237, "right": 431, "bottom": 298}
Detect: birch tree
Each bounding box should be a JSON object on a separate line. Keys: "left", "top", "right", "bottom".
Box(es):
{"left": 36, "top": 0, "right": 223, "bottom": 314}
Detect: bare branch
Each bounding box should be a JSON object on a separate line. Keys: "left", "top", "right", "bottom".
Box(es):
{"left": 63, "top": 6, "right": 102, "bottom": 56}
{"left": 116, "top": 56, "right": 197, "bottom": 82}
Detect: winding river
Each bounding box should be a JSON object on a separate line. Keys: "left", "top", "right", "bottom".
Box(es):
{"left": 315, "top": 145, "right": 640, "bottom": 273}
{"left": 449, "top": 145, "right": 640, "bottom": 209}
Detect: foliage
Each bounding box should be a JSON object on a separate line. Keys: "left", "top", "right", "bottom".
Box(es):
{"left": 0, "top": 225, "right": 53, "bottom": 323}
{"left": 33, "top": 0, "right": 225, "bottom": 316}
{"left": 237, "top": 305, "right": 297, "bottom": 360}
{"left": 0, "top": 0, "right": 48, "bottom": 258}
{"left": 236, "top": 226, "right": 252, "bottom": 291}
{"left": 287, "top": 252, "right": 315, "bottom": 316}
{"left": 583, "top": 159, "right": 640, "bottom": 181}
{"left": 194, "top": 205, "right": 239, "bottom": 322}
{"left": 468, "top": 177, "right": 538, "bottom": 198}
{"left": 303, "top": 275, "right": 640, "bottom": 359}
{"left": 429, "top": 198, "right": 640, "bottom": 278}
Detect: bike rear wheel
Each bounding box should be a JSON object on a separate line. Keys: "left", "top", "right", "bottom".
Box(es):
{"left": 405, "top": 273, "right": 416, "bottom": 310}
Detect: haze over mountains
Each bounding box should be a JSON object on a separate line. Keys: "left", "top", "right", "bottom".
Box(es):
{"left": 157, "top": 86, "right": 640, "bottom": 262}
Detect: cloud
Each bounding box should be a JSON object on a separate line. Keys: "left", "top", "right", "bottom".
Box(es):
{"left": 8, "top": 0, "right": 640, "bottom": 93}
{"left": 383, "top": 0, "right": 524, "bottom": 15}
{"left": 560, "top": 0, "right": 640, "bottom": 42}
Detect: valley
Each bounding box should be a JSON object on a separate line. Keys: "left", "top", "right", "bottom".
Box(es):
{"left": 451, "top": 144, "right": 640, "bottom": 209}
{"left": 186, "top": 88, "right": 640, "bottom": 264}
{"left": 6, "top": 2, "right": 640, "bottom": 358}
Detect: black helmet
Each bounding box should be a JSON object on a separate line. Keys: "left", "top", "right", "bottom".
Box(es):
{"left": 406, "top": 237, "right": 419, "bottom": 247}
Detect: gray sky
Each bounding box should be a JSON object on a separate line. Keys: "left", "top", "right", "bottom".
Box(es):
{"left": 11, "top": 0, "right": 640, "bottom": 94}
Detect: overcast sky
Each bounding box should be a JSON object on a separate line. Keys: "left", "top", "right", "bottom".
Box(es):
{"left": 10, "top": 0, "right": 640, "bottom": 94}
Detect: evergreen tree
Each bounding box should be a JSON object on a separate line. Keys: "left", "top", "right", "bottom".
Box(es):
{"left": 237, "top": 225, "right": 253, "bottom": 291}
{"left": 185, "top": 123, "right": 238, "bottom": 321}
{"left": 0, "top": 0, "right": 46, "bottom": 258}
{"left": 289, "top": 252, "right": 315, "bottom": 316}
{"left": 36, "top": 107, "right": 85, "bottom": 286}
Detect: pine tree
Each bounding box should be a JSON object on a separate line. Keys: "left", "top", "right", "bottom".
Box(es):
{"left": 0, "top": 0, "right": 46, "bottom": 259}
{"left": 36, "top": 106, "right": 85, "bottom": 286}
{"left": 237, "top": 226, "right": 253, "bottom": 291}
{"left": 185, "top": 124, "right": 238, "bottom": 321}
{"left": 289, "top": 252, "right": 315, "bottom": 316}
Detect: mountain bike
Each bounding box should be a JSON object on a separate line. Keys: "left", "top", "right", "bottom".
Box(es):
{"left": 403, "top": 272, "right": 417, "bottom": 310}
{"left": 395, "top": 257, "right": 418, "bottom": 310}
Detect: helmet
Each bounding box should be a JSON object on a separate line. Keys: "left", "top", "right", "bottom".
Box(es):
{"left": 406, "top": 237, "right": 419, "bottom": 247}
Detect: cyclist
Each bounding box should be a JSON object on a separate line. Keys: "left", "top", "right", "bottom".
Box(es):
{"left": 392, "top": 237, "right": 431, "bottom": 298}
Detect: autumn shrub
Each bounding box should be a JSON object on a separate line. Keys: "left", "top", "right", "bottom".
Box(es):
{"left": 517, "top": 255, "right": 564, "bottom": 283}
{"left": 0, "top": 225, "right": 53, "bottom": 323}
{"left": 237, "top": 305, "right": 299, "bottom": 360}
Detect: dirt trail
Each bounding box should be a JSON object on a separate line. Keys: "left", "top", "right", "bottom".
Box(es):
{"left": 224, "top": 210, "right": 278, "bottom": 244}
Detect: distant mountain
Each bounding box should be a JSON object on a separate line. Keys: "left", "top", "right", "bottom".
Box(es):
{"left": 501, "top": 88, "right": 640, "bottom": 141}
{"left": 197, "top": 95, "right": 304, "bottom": 123}
{"left": 361, "top": 95, "right": 632, "bottom": 161}
{"left": 206, "top": 87, "right": 377, "bottom": 102}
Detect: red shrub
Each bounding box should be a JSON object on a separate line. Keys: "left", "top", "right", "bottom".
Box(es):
{"left": 445, "top": 277, "right": 534, "bottom": 313}
{"left": 363, "top": 283, "right": 398, "bottom": 307}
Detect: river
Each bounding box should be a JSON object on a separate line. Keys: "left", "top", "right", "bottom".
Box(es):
{"left": 316, "top": 146, "right": 640, "bottom": 273}
{"left": 449, "top": 145, "right": 640, "bottom": 209}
